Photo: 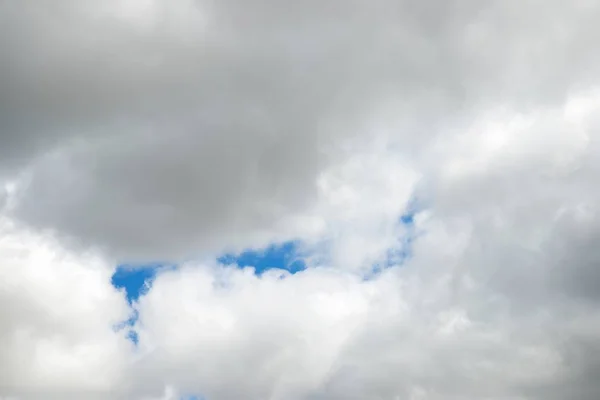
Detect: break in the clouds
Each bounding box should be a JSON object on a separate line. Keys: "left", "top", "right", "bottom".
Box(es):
{"left": 2, "top": 0, "right": 600, "bottom": 399}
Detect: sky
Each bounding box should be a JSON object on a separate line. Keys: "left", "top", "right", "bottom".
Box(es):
{"left": 2, "top": 0, "right": 600, "bottom": 399}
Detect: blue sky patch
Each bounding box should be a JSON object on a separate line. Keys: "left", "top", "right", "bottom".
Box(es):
{"left": 368, "top": 210, "right": 420, "bottom": 278}
{"left": 126, "top": 329, "right": 139, "bottom": 345}
{"left": 400, "top": 212, "right": 415, "bottom": 225}
{"left": 113, "top": 309, "right": 141, "bottom": 346}
{"left": 111, "top": 264, "right": 168, "bottom": 346}
{"left": 111, "top": 241, "right": 307, "bottom": 345}
{"left": 111, "top": 264, "right": 164, "bottom": 304}
{"left": 218, "top": 240, "right": 306, "bottom": 275}
{"left": 111, "top": 241, "right": 307, "bottom": 306}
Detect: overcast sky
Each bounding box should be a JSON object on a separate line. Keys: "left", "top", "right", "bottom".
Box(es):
{"left": 2, "top": 1, "right": 600, "bottom": 399}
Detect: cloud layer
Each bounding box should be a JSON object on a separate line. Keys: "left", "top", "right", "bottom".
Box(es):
{"left": 3, "top": 0, "right": 600, "bottom": 260}
{"left": 2, "top": 0, "right": 600, "bottom": 399}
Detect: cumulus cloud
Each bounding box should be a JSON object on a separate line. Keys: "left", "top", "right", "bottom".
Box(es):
{"left": 2, "top": 0, "right": 600, "bottom": 399}
{"left": 2, "top": 0, "right": 600, "bottom": 260}
{"left": 0, "top": 217, "right": 131, "bottom": 399}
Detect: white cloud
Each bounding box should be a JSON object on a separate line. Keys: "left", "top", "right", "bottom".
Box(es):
{"left": 2, "top": 1, "right": 600, "bottom": 399}
{"left": 0, "top": 217, "right": 131, "bottom": 399}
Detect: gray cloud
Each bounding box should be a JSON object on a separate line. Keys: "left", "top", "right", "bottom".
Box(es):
{"left": 2, "top": 1, "right": 600, "bottom": 399}
{"left": 4, "top": 0, "right": 600, "bottom": 259}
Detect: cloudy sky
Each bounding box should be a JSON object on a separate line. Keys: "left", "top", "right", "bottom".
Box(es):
{"left": 2, "top": 0, "right": 600, "bottom": 399}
